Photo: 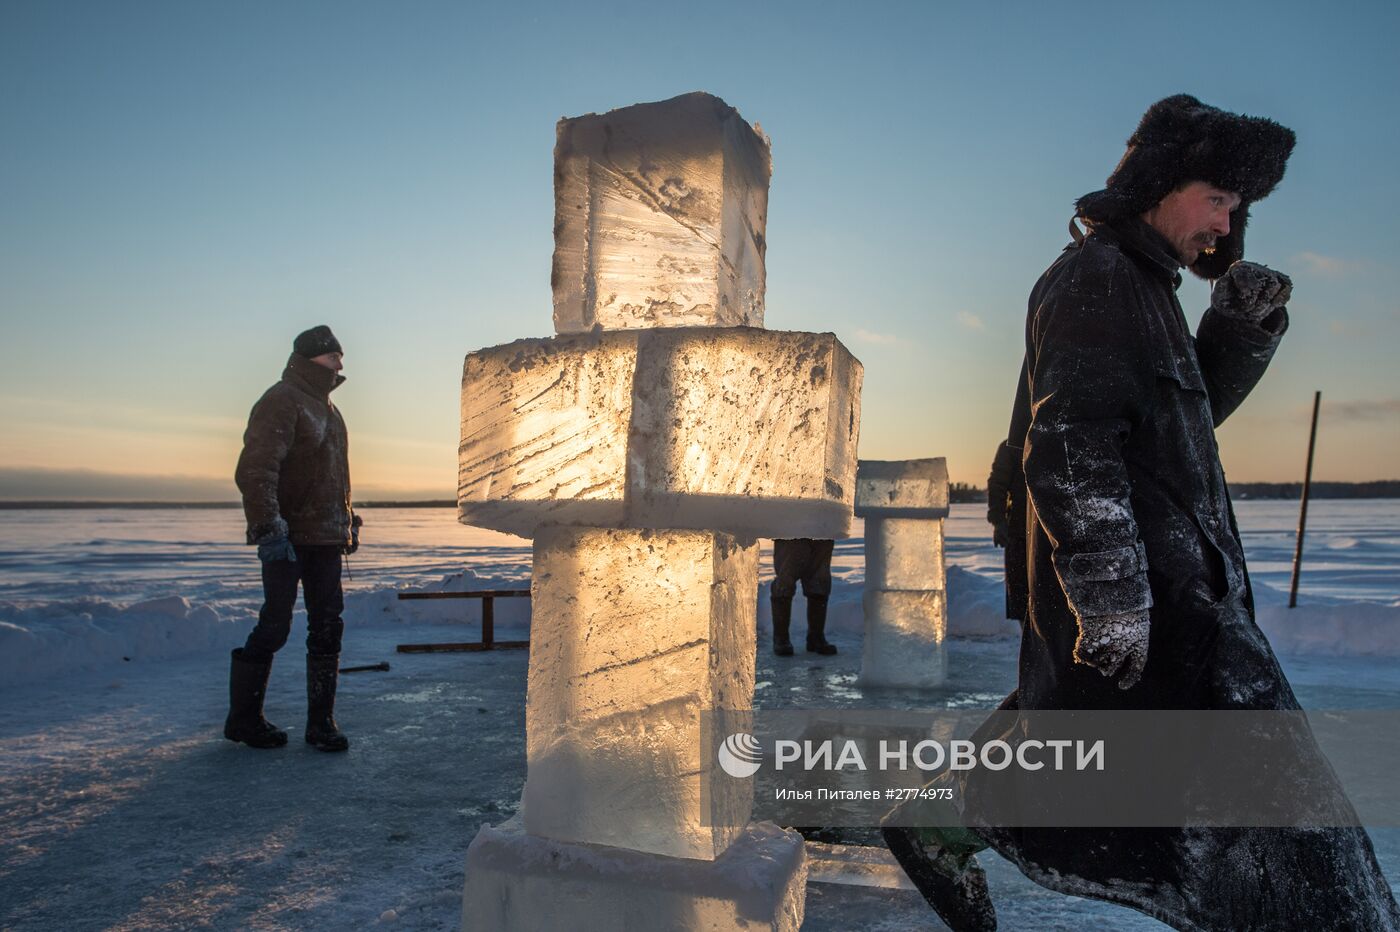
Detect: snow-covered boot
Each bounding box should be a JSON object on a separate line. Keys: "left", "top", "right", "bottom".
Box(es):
{"left": 882, "top": 825, "right": 997, "bottom": 932}
{"left": 305, "top": 653, "right": 349, "bottom": 752}
{"left": 806, "top": 595, "right": 837, "bottom": 655}
{"left": 224, "top": 648, "right": 288, "bottom": 749}
{"left": 771, "top": 596, "right": 795, "bottom": 656}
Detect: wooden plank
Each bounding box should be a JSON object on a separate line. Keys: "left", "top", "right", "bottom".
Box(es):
{"left": 396, "top": 589, "right": 530, "bottom": 600}
{"left": 395, "top": 641, "right": 529, "bottom": 653}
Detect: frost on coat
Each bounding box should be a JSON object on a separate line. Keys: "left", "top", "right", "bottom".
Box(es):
{"left": 234, "top": 354, "right": 353, "bottom": 548}
{"left": 967, "top": 217, "right": 1400, "bottom": 931}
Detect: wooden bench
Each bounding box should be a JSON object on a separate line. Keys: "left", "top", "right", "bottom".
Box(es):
{"left": 394, "top": 589, "right": 530, "bottom": 652}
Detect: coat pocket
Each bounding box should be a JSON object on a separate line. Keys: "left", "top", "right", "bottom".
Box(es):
{"left": 1192, "top": 510, "right": 1243, "bottom": 604}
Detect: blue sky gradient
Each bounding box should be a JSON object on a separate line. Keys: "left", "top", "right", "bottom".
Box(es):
{"left": 2, "top": 0, "right": 1396, "bottom": 499}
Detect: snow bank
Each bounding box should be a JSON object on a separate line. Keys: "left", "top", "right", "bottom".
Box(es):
{"left": 3, "top": 550, "right": 1397, "bottom": 691}
{"left": 1255, "top": 583, "right": 1400, "bottom": 657}
{"left": 0, "top": 595, "right": 250, "bottom": 687}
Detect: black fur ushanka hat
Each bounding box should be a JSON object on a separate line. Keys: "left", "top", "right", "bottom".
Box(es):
{"left": 1076, "top": 94, "right": 1296, "bottom": 279}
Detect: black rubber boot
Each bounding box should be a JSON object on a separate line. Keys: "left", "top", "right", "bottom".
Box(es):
{"left": 305, "top": 653, "right": 350, "bottom": 752}
{"left": 224, "top": 648, "right": 288, "bottom": 748}
{"left": 882, "top": 825, "right": 997, "bottom": 931}
{"left": 805, "top": 595, "right": 837, "bottom": 655}
{"left": 771, "top": 596, "right": 795, "bottom": 656}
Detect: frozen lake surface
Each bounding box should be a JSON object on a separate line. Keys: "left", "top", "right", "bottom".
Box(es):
{"left": 1, "top": 502, "right": 1397, "bottom": 929}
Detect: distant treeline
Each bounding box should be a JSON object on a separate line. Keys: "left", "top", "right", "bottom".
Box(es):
{"left": 952, "top": 480, "right": 1400, "bottom": 503}
{"left": 4, "top": 484, "right": 1399, "bottom": 510}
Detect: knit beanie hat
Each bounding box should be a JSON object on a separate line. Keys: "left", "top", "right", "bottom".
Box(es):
{"left": 293, "top": 325, "right": 342, "bottom": 358}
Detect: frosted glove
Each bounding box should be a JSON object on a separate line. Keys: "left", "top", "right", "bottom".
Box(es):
{"left": 1210, "top": 261, "right": 1292, "bottom": 324}
{"left": 257, "top": 536, "right": 297, "bottom": 563}
{"left": 1073, "top": 610, "right": 1150, "bottom": 690}
{"left": 343, "top": 513, "right": 363, "bottom": 556}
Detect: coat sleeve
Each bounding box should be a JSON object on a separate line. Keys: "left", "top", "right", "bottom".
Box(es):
{"left": 1023, "top": 252, "right": 1156, "bottom": 620}
{"left": 1195, "top": 306, "right": 1287, "bottom": 426}
{"left": 234, "top": 388, "right": 296, "bottom": 544}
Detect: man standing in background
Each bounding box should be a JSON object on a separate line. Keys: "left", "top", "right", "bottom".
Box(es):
{"left": 770, "top": 538, "right": 838, "bottom": 656}
{"left": 226, "top": 325, "right": 359, "bottom": 753}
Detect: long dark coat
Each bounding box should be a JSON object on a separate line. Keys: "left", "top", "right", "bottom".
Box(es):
{"left": 972, "top": 218, "right": 1400, "bottom": 930}
{"left": 235, "top": 353, "right": 353, "bottom": 547}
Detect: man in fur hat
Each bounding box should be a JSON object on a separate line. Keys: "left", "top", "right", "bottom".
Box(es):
{"left": 226, "top": 325, "right": 360, "bottom": 754}
{"left": 884, "top": 96, "right": 1400, "bottom": 930}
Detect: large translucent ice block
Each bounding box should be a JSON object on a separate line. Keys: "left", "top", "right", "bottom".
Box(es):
{"left": 552, "top": 91, "right": 772, "bottom": 334}
{"left": 458, "top": 328, "right": 862, "bottom": 539}
{"left": 523, "top": 527, "right": 758, "bottom": 860}
{"left": 462, "top": 818, "right": 807, "bottom": 932}
{"left": 864, "top": 517, "right": 946, "bottom": 591}
{"left": 853, "top": 458, "right": 949, "bottom": 519}
{"left": 859, "top": 589, "right": 948, "bottom": 688}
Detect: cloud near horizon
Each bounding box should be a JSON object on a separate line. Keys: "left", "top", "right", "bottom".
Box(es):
{"left": 1292, "top": 252, "right": 1366, "bottom": 277}
{"left": 1316, "top": 398, "right": 1400, "bottom": 423}
{"left": 0, "top": 467, "right": 451, "bottom": 502}
{"left": 853, "top": 328, "right": 899, "bottom": 345}
{"left": 957, "top": 311, "right": 985, "bottom": 331}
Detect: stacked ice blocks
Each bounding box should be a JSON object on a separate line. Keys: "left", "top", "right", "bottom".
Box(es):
{"left": 461, "top": 93, "right": 861, "bottom": 932}
{"left": 855, "top": 458, "right": 949, "bottom": 688}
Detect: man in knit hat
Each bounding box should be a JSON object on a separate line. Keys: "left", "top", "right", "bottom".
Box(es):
{"left": 226, "top": 325, "right": 359, "bottom": 753}
{"left": 883, "top": 96, "right": 1400, "bottom": 930}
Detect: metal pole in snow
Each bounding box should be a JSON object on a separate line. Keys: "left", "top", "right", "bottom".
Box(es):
{"left": 1288, "top": 391, "right": 1321, "bottom": 609}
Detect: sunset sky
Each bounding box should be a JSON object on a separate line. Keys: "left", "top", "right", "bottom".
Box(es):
{"left": 2, "top": 0, "right": 1396, "bottom": 500}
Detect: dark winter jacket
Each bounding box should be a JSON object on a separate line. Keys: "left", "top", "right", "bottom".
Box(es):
{"left": 965, "top": 219, "right": 1400, "bottom": 930}
{"left": 987, "top": 435, "right": 1027, "bottom": 622}
{"left": 235, "top": 354, "right": 353, "bottom": 548}
{"left": 1019, "top": 217, "right": 1286, "bottom": 710}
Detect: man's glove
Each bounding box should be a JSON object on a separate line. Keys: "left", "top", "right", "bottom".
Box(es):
{"left": 991, "top": 521, "right": 1008, "bottom": 549}
{"left": 1073, "top": 610, "right": 1150, "bottom": 690}
{"left": 344, "top": 513, "right": 363, "bottom": 556}
{"left": 1210, "top": 260, "right": 1292, "bottom": 325}
{"left": 257, "top": 536, "right": 297, "bottom": 563}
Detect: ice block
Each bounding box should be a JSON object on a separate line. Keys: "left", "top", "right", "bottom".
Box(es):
{"left": 458, "top": 328, "right": 862, "bottom": 539}
{"left": 864, "top": 517, "right": 946, "bottom": 591}
{"left": 462, "top": 817, "right": 807, "bottom": 932}
{"left": 853, "top": 458, "right": 949, "bottom": 519}
{"left": 859, "top": 589, "right": 948, "bottom": 688}
{"left": 523, "top": 526, "right": 758, "bottom": 860}
{"left": 552, "top": 92, "right": 772, "bottom": 334}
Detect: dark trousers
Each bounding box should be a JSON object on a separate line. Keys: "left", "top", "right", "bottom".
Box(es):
{"left": 243, "top": 544, "right": 345, "bottom": 663}
{"left": 771, "top": 538, "right": 834, "bottom": 599}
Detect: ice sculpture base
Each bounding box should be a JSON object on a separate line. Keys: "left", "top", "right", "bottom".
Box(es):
{"left": 461, "top": 818, "right": 807, "bottom": 932}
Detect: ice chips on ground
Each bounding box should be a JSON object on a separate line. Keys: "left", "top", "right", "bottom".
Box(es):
{"left": 462, "top": 817, "right": 807, "bottom": 932}
{"left": 853, "top": 457, "right": 950, "bottom": 519}
{"left": 458, "top": 328, "right": 862, "bottom": 539}
{"left": 523, "top": 527, "right": 758, "bottom": 860}
{"left": 552, "top": 92, "right": 771, "bottom": 334}
{"left": 864, "top": 516, "right": 946, "bottom": 591}
{"left": 860, "top": 589, "right": 949, "bottom": 688}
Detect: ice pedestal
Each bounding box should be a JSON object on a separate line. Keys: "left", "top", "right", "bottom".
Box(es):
{"left": 859, "top": 588, "right": 948, "bottom": 687}
{"left": 552, "top": 92, "right": 771, "bottom": 334}
{"left": 855, "top": 459, "right": 949, "bottom": 689}
{"left": 458, "top": 328, "right": 862, "bottom": 539}
{"left": 462, "top": 817, "right": 807, "bottom": 932}
{"left": 524, "top": 526, "right": 758, "bottom": 860}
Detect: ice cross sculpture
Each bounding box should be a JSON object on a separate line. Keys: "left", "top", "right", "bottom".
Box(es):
{"left": 459, "top": 93, "right": 863, "bottom": 932}
{"left": 854, "top": 458, "right": 951, "bottom": 688}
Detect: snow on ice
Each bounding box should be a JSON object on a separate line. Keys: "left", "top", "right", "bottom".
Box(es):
{"left": 1, "top": 502, "right": 1398, "bottom": 929}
